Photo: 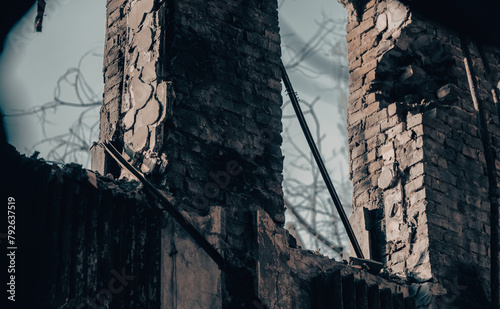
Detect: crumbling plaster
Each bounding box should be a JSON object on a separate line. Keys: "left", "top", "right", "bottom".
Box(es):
{"left": 340, "top": 0, "right": 499, "bottom": 307}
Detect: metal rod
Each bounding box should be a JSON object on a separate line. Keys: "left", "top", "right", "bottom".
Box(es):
{"left": 280, "top": 61, "right": 365, "bottom": 259}
{"left": 101, "top": 142, "right": 227, "bottom": 269}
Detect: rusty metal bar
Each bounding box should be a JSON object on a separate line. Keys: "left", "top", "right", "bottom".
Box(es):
{"left": 280, "top": 60, "right": 365, "bottom": 259}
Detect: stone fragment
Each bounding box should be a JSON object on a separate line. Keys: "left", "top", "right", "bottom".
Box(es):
{"left": 386, "top": 1, "right": 408, "bottom": 31}
{"left": 348, "top": 208, "right": 371, "bottom": 259}
{"left": 141, "top": 60, "right": 157, "bottom": 83}
{"left": 131, "top": 125, "right": 148, "bottom": 152}
{"left": 121, "top": 91, "right": 132, "bottom": 113}
{"left": 140, "top": 163, "right": 150, "bottom": 173}
{"left": 386, "top": 220, "right": 401, "bottom": 242}
{"left": 378, "top": 164, "right": 397, "bottom": 189}
{"left": 128, "top": 0, "right": 155, "bottom": 30}
{"left": 387, "top": 103, "right": 397, "bottom": 117}
{"left": 436, "top": 84, "right": 457, "bottom": 100}
{"left": 156, "top": 81, "right": 171, "bottom": 118}
{"left": 90, "top": 144, "right": 106, "bottom": 175}
{"left": 384, "top": 189, "right": 403, "bottom": 220}
{"left": 126, "top": 50, "right": 138, "bottom": 74}
{"left": 376, "top": 13, "right": 387, "bottom": 32}
{"left": 136, "top": 51, "right": 152, "bottom": 67}
{"left": 123, "top": 108, "right": 136, "bottom": 130}
{"left": 149, "top": 124, "right": 163, "bottom": 151}
{"left": 382, "top": 142, "right": 395, "bottom": 163}
{"left": 130, "top": 75, "right": 152, "bottom": 109}
{"left": 395, "top": 35, "right": 412, "bottom": 51}
{"left": 140, "top": 155, "right": 157, "bottom": 174}
{"left": 123, "top": 130, "right": 134, "bottom": 154}
{"left": 376, "top": 40, "right": 394, "bottom": 57}
{"left": 136, "top": 98, "right": 160, "bottom": 127}
{"left": 399, "top": 65, "right": 427, "bottom": 85}
{"left": 133, "top": 26, "right": 153, "bottom": 52}
{"left": 410, "top": 264, "right": 433, "bottom": 283}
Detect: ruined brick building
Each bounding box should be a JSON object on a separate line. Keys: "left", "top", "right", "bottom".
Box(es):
{"left": 2, "top": 0, "right": 499, "bottom": 308}
{"left": 341, "top": 0, "right": 500, "bottom": 307}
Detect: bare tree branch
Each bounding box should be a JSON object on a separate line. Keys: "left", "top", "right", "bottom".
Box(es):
{"left": 285, "top": 198, "right": 343, "bottom": 254}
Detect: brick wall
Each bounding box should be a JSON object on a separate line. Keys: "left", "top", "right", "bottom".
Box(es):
{"left": 0, "top": 0, "right": 440, "bottom": 307}
{"left": 92, "top": 0, "right": 285, "bottom": 306}
{"left": 1, "top": 142, "right": 417, "bottom": 308}
{"left": 340, "top": 0, "right": 499, "bottom": 307}
{"left": 94, "top": 0, "right": 129, "bottom": 165}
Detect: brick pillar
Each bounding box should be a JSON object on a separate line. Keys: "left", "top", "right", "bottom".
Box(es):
{"left": 92, "top": 0, "right": 284, "bottom": 307}
{"left": 339, "top": 0, "right": 500, "bottom": 307}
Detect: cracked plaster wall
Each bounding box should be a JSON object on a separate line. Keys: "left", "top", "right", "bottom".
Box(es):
{"left": 121, "top": 0, "right": 173, "bottom": 176}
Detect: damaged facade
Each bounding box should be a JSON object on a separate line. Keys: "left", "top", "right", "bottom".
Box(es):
{"left": 90, "top": 0, "right": 416, "bottom": 307}
{"left": 2, "top": 0, "right": 498, "bottom": 308}
{"left": 341, "top": 0, "right": 500, "bottom": 307}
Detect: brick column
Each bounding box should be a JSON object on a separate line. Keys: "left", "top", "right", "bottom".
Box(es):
{"left": 92, "top": 0, "right": 284, "bottom": 307}
{"left": 339, "top": 0, "right": 500, "bottom": 307}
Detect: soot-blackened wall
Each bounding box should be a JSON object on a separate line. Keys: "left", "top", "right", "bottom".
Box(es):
{"left": 340, "top": 0, "right": 499, "bottom": 307}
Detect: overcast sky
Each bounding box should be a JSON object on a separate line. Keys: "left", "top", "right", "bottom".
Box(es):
{"left": 0, "top": 0, "right": 105, "bottom": 156}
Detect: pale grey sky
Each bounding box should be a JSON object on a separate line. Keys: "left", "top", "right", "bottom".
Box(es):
{"left": 0, "top": 0, "right": 105, "bottom": 157}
